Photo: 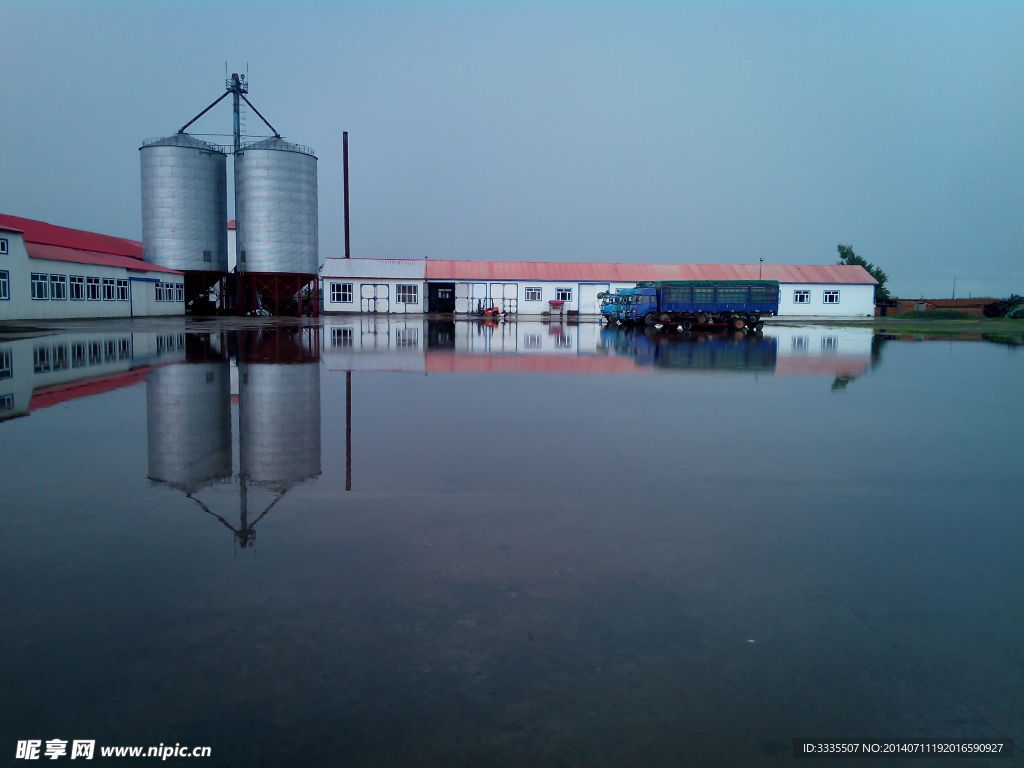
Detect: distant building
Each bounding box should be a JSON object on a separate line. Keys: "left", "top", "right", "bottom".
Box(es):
{"left": 319, "top": 259, "right": 877, "bottom": 317}
{"left": 0, "top": 214, "right": 184, "bottom": 321}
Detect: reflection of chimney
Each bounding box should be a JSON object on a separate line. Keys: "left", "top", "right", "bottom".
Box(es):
{"left": 147, "top": 363, "right": 232, "bottom": 492}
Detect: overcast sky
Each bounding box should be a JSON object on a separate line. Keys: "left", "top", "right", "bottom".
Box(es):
{"left": 2, "top": 0, "right": 1021, "bottom": 298}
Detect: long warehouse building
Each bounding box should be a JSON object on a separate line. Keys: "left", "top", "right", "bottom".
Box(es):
{"left": 1, "top": 214, "right": 184, "bottom": 321}
{"left": 320, "top": 259, "right": 877, "bottom": 316}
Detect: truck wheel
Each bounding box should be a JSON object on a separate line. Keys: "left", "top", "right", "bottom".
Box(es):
{"left": 731, "top": 317, "right": 746, "bottom": 331}
{"left": 681, "top": 320, "right": 692, "bottom": 331}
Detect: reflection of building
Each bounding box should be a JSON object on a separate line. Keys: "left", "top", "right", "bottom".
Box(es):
{"left": 321, "top": 319, "right": 874, "bottom": 380}
{"left": 0, "top": 331, "right": 188, "bottom": 422}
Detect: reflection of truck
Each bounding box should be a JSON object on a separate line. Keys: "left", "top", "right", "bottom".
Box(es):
{"left": 610, "top": 281, "right": 779, "bottom": 330}
{"left": 602, "top": 326, "right": 777, "bottom": 371}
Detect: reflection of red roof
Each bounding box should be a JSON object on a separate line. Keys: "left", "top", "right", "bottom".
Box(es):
{"left": 0, "top": 213, "right": 180, "bottom": 274}
{"left": 775, "top": 355, "right": 870, "bottom": 377}
{"left": 425, "top": 352, "right": 651, "bottom": 375}
{"left": 426, "top": 261, "right": 875, "bottom": 284}
{"left": 28, "top": 366, "right": 157, "bottom": 411}
{"left": 26, "top": 242, "right": 181, "bottom": 274}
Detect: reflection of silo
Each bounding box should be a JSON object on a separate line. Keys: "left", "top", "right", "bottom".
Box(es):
{"left": 147, "top": 363, "right": 232, "bottom": 492}
{"left": 238, "top": 363, "right": 320, "bottom": 488}
{"left": 234, "top": 137, "right": 318, "bottom": 274}
{"left": 139, "top": 135, "right": 229, "bottom": 272}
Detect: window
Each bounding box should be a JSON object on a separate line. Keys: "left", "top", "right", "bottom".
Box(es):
{"left": 31, "top": 273, "right": 49, "bottom": 300}
{"left": 116, "top": 279, "right": 129, "bottom": 301}
{"left": 52, "top": 344, "right": 69, "bottom": 371}
{"left": 524, "top": 287, "right": 542, "bottom": 301}
{"left": 0, "top": 270, "right": 8, "bottom": 301}
{"left": 70, "top": 342, "right": 87, "bottom": 367}
{"left": 0, "top": 237, "right": 8, "bottom": 255}
{"left": 823, "top": 290, "right": 840, "bottom": 304}
{"left": 555, "top": 334, "right": 573, "bottom": 349}
{"left": 396, "top": 284, "right": 418, "bottom": 304}
{"left": 0, "top": 348, "right": 11, "bottom": 379}
{"left": 331, "top": 327, "right": 353, "bottom": 347}
{"left": 330, "top": 282, "right": 353, "bottom": 303}
{"left": 523, "top": 334, "right": 542, "bottom": 349}
{"left": 822, "top": 336, "right": 839, "bottom": 352}
{"left": 102, "top": 278, "right": 116, "bottom": 300}
{"left": 396, "top": 328, "right": 419, "bottom": 347}
{"left": 792, "top": 336, "right": 809, "bottom": 351}
{"left": 33, "top": 345, "right": 50, "bottom": 373}
{"left": 203, "top": 249, "right": 212, "bottom": 263}
{"left": 239, "top": 250, "right": 246, "bottom": 263}
{"left": 555, "top": 287, "right": 572, "bottom": 302}
{"left": 175, "top": 283, "right": 184, "bottom": 302}
{"left": 0, "top": 393, "right": 12, "bottom": 411}
{"left": 86, "top": 277, "right": 101, "bottom": 300}
{"left": 70, "top": 276, "right": 85, "bottom": 300}
{"left": 49, "top": 274, "right": 67, "bottom": 300}
{"left": 793, "top": 290, "right": 810, "bottom": 304}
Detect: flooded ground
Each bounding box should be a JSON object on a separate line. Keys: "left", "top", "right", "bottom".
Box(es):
{"left": 1, "top": 318, "right": 1021, "bottom": 766}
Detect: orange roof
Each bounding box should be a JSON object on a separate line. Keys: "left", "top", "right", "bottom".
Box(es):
{"left": 425, "top": 261, "right": 875, "bottom": 284}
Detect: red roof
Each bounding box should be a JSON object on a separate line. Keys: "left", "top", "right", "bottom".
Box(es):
{"left": 0, "top": 213, "right": 179, "bottom": 274}
{"left": 0, "top": 213, "right": 142, "bottom": 257}
{"left": 425, "top": 261, "right": 876, "bottom": 284}
{"left": 25, "top": 242, "right": 181, "bottom": 274}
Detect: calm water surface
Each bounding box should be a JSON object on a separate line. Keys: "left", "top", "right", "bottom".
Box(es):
{"left": 1, "top": 318, "right": 1021, "bottom": 766}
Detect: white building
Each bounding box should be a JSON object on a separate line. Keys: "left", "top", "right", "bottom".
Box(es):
{"left": 320, "top": 259, "right": 877, "bottom": 317}
{"left": 0, "top": 214, "right": 184, "bottom": 321}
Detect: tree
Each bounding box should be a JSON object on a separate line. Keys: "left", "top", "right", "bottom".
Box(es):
{"left": 837, "top": 244, "right": 892, "bottom": 302}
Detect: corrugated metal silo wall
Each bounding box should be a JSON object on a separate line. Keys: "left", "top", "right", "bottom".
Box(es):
{"left": 235, "top": 141, "right": 319, "bottom": 274}
{"left": 147, "top": 363, "right": 233, "bottom": 491}
{"left": 238, "top": 363, "right": 321, "bottom": 487}
{"left": 140, "top": 137, "right": 229, "bottom": 272}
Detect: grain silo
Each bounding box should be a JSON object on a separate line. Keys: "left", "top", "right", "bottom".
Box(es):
{"left": 235, "top": 137, "right": 319, "bottom": 315}
{"left": 139, "top": 134, "right": 229, "bottom": 311}
{"left": 140, "top": 73, "right": 319, "bottom": 316}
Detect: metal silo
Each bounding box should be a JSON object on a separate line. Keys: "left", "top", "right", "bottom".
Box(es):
{"left": 234, "top": 137, "right": 318, "bottom": 275}
{"left": 147, "top": 361, "right": 232, "bottom": 493}
{"left": 139, "top": 134, "right": 229, "bottom": 272}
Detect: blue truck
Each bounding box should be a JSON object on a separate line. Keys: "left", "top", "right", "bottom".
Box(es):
{"left": 608, "top": 280, "right": 779, "bottom": 331}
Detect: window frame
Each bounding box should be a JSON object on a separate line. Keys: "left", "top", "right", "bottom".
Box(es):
{"left": 330, "top": 282, "right": 354, "bottom": 303}
{"left": 49, "top": 274, "right": 67, "bottom": 301}
{"left": 31, "top": 272, "right": 49, "bottom": 300}
{"left": 175, "top": 283, "right": 184, "bottom": 303}
{"left": 823, "top": 290, "right": 841, "bottom": 305}
{"left": 116, "top": 278, "right": 129, "bottom": 301}
{"left": 69, "top": 275, "right": 85, "bottom": 300}
{"left": 524, "top": 287, "right": 542, "bottom": 301}
{"left": 396, "top": 284, "right": 418, "bottom": 304}
{"left": 555, "top": 287, "right": 573, "bottom": 302}
{"left": 0, "top": 270, "right": 8, "bottom": 301}
{"left": 102, "top": 278, "right": 116, "bottom": 301}
{"left": 793, "top": 290, "right": 811, "bottom": 304}
{"left": 86, "top": 276, "right": 101, "bottom": 301}
{"left": 0, "top": 237, "right": 8, "bottom": 255}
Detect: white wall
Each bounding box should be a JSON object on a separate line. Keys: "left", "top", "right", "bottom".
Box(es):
{"left": 0, "top": 232, "right": 183, "bottom": 320}
{"left": 777, "top": 283, "right": 875, "bottom": 317}
{"left": 323, "top": 278, "right": 423, "bottom": 314}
